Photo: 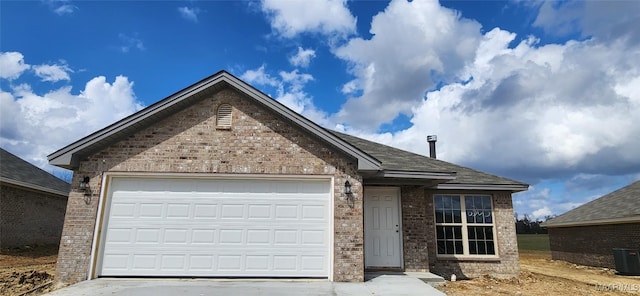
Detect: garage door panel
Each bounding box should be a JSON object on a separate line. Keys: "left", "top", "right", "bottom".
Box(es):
{"left": 99, "top": 177, "right": 330, "bottom": 277}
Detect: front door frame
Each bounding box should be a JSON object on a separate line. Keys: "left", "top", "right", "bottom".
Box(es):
{"left": 363, "top": 186, "right": 404, "bottom": 270}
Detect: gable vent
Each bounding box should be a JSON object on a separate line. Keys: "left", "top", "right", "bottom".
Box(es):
{"left": 216, "top": 104, "right": 233, "bottom": 128}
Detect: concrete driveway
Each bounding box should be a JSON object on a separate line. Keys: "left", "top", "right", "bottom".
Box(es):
{"left": 45, "top": 274, "right": 445, "bottom": 296}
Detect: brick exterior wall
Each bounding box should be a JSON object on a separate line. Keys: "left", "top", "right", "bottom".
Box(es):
{"left": 548, "top": 223, "right": 640, "bottom": 268}
{"left": 0, "top": 184, "right": 67, "bottom": 248}
{"left": 55, "top": 87, "right": 364, "bottom": 286}
{"left": 420, "top": 190, "right": 519, "bottom": 279}
{"left": 400, "top": 186, "right": 430, "bottom": 271}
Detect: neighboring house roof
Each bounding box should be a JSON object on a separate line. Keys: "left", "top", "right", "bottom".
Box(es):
{"left": 330, "top": 131, "right": 528, "bottom": 191}
{"left": 48, "top": 70, "right": 527, "bottom": 192}
{"left": 1, "top": 148, "right": 70, "bottom": 197}
{"left": 544, "top": 180, "right": 640, "bottom": 228}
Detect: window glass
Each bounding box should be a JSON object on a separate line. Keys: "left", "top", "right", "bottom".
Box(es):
{"left": 435, "top": 194, "right": 496, "bottom": 256}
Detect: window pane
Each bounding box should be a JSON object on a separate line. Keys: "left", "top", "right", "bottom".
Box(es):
{"left": 445, "top": 211, "right": 453, "bottom": 223}
{"left": 435, "top": 209, "right": 444, "bottom": 223}
{"left": 452, "top": 197, "right": 461, "bottom": 210}
{"left": 487, "top": 242, "right": 495, "bottom": 255}
{"left": 445, "top": 241, "right": 454, "bottom": 254}
{"left": 453, "top": 210, "right": 461, "bottom": 223}
{"left": 468, "top": 226, "right": 495, "bottom": 255}
{"left": 443, "top": 196, "right": 452, "bottom": 209}
{"left": 483, "top": 196, "right": 492, "bottom": 209}
{"left": 455, "top": 241, "right": 463, "bottom": 254}
{"left": 478, "top": 241, "right": 486, "bottom": 254}
{"left": 437, "top": 226, "right": 463, "bottom": 255}
{"left": 484, "top": 211, "right": 492, "bottom": 223}
{"left": 454, "top": 226, "right": 462, "bottom": 239}
{"left": 468, "top": 227, "right": 476, "bottom": 239}
{"left": 466, "top": 195, "right": 493, "bottom": 224}
{"left": 435, "top": 196, "right": 443, "bottom": 209}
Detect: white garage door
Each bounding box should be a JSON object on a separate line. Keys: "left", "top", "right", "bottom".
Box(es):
{"left": 97, "top": 177, "right": 331, "bottom": 278}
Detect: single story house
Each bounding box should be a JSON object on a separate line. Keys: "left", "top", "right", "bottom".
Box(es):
{"left": 0, "top": 148, "right": 70, "bottom": 248}
{"left": 544, "top": 180, "right": 640, "bottom": 268}
{"left": 48, "top": 70, "right": 528, "bottom": 286}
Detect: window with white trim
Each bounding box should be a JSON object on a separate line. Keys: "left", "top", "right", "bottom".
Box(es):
{"left": 434, "top": 194, "right": 497, "bottom": 257}
{"left": 216, "top": 104, "right": 232, "bottom": 128}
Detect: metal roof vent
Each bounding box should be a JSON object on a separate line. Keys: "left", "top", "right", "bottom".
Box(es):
{"left": 427, "top": 135, "right": 437, "bottom": 159}
{"left": 216, "top": 104, "right": 233, "bottom": 128}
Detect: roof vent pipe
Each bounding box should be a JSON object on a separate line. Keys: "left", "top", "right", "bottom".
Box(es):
{"left": 427, "top": 135, "right": 437, "bottom": 159}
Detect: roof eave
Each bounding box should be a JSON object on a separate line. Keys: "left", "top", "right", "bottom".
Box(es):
{"left": 435, "top": 183, "right": 530, "bottom": 192}
{"left": 543, "top": 216, "right": 640, "bottom": 228}
{"left": 0, "top": 177, "right": 70, "bottom": 197}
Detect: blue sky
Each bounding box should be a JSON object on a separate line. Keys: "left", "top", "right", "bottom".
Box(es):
{"left": 2, "top": 0, "right": 639, "bottom": 220}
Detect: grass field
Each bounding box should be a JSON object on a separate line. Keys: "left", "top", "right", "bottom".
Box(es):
{"left": 517, "top": 234, "right": 550, "bottom": 252}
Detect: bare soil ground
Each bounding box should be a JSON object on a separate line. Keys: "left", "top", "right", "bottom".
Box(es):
{"left": 2, "top": 247, "right": 640, "bottom": 295}
{"left": 438, "top": 250, "right": 640, "bottom": 295}
{"left": 0, "top": 246, "right": 58, "bottom": 296}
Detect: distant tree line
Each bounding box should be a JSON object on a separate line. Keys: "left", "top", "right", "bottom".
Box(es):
{"left": 514, "top": 213, "right": 555, "bottom": 234}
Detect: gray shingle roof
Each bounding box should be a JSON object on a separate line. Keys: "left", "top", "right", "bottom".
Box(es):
{"left": 329, "top": 130, "right": 528, "bottom": 189}
{"left": 1, "top": 148, "right": 70, "bottom": 196}
{"left": 544, "top": 180, "right": 640, "bottom": 227}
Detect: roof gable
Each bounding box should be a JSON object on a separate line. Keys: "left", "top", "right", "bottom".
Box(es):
{"left": 47, "top": 71, "right": 381, "bottom": 171}
{"left": 544, "top": 180, "right": 640, "bottom": 227}
{"left": 1, "top": 148, "right": 70, "bottom": 196}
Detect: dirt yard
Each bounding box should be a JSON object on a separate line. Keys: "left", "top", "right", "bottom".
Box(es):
{"left": 2, "top": 246, "right": 640, "bottom": 295}
{"left": 438, "top": 250, "right": 640, "bottom": 295}
{"left": 0, "top": 246, "right": 57, "bottom": 296}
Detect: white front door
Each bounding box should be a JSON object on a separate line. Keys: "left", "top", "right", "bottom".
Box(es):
{"left": 364, "top": 187, "right": 402, "bottom": 268}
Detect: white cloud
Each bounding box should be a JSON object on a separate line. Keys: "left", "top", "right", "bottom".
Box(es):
{"left": 118, "top": 33, "right": 145, "bottom": 53}
{"left": 289, "top": 47, "right": 316, "bottom": 68}
{"left": 33, "top": 63, "right": 72, "bottom": 82}
{"left": 333, "top": 0, "right": 483, "bottom": 128}
{"left": 178, "top": 6, "right": 200, "bottom": 22}
{"left": 261, "top": 0, "right": 356, "bottom": 38}
{"left": 47, "top": 0, "right": 77, "bottom": 15}
{"left": 329, "top": 1, "right": 640, "bottom": 185}
{"left": 54, "top": 4, "right": 77, "bottom": 15}
{"left": 0, "top": 58, "right": 143, "bottom": 171}
{"left": 240, "top": 65, "right": 279, "bottom": 87}
{"left": 0, "top": 52, "right": 30, "bottom": 80}
{"left": 533, "top": 1, "right": 640, "bottom": 45}
{"left": 387, "top": 28, "right": 640, "bottom": 182}
{"left": 240, "top": 66, "right": 330, "bottom": 126}
{"left": 531, "top": 207, "right": 552, "bottom": 220}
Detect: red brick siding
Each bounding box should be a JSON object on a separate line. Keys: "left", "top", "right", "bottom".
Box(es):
{"left": 0, "top": 184, "right": 67, "bottom": 248}
{"left": 549, "top": 223, "right": 640, "bottom": 268}
{"left": 55, "top": 87, "right": 364, "bottom": 285}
